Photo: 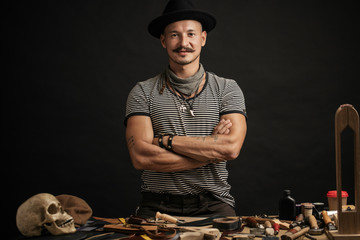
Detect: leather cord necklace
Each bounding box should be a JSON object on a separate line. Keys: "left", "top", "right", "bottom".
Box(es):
{"left": 165, "top": 64, "right": 205, "bottom": 117}
{"left": 171, "top": 80, "right": 202, "bottom": 117}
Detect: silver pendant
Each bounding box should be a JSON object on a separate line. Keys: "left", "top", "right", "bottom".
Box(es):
{"left": 179, "top": 104, "right": 187, "bottom": 113}
{"left": 190, "top": 109, "right": 195, "bottom": 117}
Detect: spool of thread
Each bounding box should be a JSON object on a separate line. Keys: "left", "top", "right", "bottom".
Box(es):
{"left": 313, "top": 202, "right": 324, "bottom": 219}
{"left": 272, "top": 223, "right": 280, "bottom": 235}
{"left": 301, "top": 203, "right": 314, "bottom": 218}
{"left": 212, "top": 217, "right": 241, "bottom": 231}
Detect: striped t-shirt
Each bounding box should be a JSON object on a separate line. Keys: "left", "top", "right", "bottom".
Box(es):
{"left": 125, "top": 70, "right": 246, "bottom": 207}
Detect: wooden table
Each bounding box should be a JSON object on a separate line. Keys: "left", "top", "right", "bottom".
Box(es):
{"left": 173, "top": 216, "right": 330, "bottom": 240}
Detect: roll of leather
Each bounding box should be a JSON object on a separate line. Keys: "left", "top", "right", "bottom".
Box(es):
{"left": 212, "top": 217, "right": 241, "bottom": 231}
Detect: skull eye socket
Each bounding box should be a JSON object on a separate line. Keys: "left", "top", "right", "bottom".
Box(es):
{"left": 47, "top": 203, "right": 60, "bottom": 214}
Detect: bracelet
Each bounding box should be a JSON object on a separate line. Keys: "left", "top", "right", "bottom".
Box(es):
{"left": 158, "top": 134, "right": 165, "bottom": 149}
{"left": 166, "top": 135, "right": 175, "bottom": 152}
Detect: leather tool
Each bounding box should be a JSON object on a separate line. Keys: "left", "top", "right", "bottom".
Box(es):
{"left": 308, "top": 215, "right": 323, "bottom": 235}
{"left": 155, "top": 211, "right": 184, "bottom": 224}
{"left": 280, "top": 226, "right": 309, "bottom": 240}
{"left": 289, "top": 214, "right": 304, "bottom": 229}
{"left": 242, "top": 216, "right": 290, "bottom": 230}
{"left": 212, "top": 217, "right": 241, "bottom": 231}
{"left": 321, "top": 210, "right": 336, "bottom": 231}
{"left": 178, "top": 228, "right": 220, "bottom": 240}
{"left": 280, "top": 226, "right": 300, "bottom": 240}
{"left": 177, "top": 215, "right": 223, "bottom": 226}
{"left": 103, "top": 224, "right": 158, "bottom": 234}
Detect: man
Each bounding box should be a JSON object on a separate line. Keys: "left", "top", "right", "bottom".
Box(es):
{"left": 125, "top": 0, "right": 247, "bottom": 218}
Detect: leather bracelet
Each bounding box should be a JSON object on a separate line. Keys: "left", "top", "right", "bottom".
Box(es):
{"left": 158, "top": 134, "right": 165, "bottom": 149}
{"left": 166, "top": 135, "right": 175, "bottom": 152}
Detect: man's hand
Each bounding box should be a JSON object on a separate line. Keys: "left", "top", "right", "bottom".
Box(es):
{"left": 212, "top": 119, "right": 232, "bottom": 135}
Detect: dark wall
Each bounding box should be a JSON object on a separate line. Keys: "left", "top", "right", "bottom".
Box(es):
{"left": 5, "top": 0, "right": 359, "bottom": 237}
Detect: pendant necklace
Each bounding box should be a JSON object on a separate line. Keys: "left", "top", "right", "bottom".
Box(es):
{"left": 173, "top": 83, "right": 200, "bottom": 117}
{"left": 165, "top": 64, "right": 205, "bottom": 117}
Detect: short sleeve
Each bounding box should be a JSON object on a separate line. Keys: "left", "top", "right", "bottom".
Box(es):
{"left": 220, "top": 79, "right": 247, "bottom": 118}
{"left": 124, "top": 83, "right": 150, "bottom": 126}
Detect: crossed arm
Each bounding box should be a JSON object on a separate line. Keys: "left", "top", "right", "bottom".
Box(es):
{"left": 126, "top": 113, "right": 247, "bottom": 172}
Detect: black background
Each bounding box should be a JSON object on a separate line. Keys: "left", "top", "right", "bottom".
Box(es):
{"left": 4, "top": 0, "right": 359, "bottom": 237}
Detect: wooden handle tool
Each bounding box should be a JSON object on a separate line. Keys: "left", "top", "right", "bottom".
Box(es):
{"left": 308, "top": 215, "right": 323, "bottom": 235}
{"left": 155, "top": 211, "right": 183, "bottom": 224}
{"left": 321, "top": 210, "right": 336, "bottom": 230}
{"left": 281, "top": 226, "right": 309, "bottom": 240}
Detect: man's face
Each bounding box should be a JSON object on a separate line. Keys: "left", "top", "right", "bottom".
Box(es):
{"left": 160, "top": 20, "right": 207, "bottom": 66}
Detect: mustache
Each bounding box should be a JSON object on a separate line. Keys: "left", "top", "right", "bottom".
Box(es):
{"left": 173, "top": 47, "right": 195, "bottom": 53}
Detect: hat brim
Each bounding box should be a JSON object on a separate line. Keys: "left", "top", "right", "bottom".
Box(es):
{"left": 148, "top": 9, "right": 216, "bottom": 38}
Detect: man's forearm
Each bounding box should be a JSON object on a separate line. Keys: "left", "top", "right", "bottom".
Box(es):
{"left": 129, "top": 137, "right": 208, "bottom": 172}
{"left": 158, "top": 134, "right": 238, "bottom": 162}
{"left": 126, "top": 115, "right": 210, "bottom": 172}
{"left": 153, "top": 114, "right": 247, "bottom": 162}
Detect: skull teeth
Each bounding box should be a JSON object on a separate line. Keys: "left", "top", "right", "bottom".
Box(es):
{"left": 56, "top": 218, "right": 74, "bottom": 228}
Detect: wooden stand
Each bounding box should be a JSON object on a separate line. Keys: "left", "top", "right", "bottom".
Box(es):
{"left": 327, "top": 104, "right": 360, "bottom": 240}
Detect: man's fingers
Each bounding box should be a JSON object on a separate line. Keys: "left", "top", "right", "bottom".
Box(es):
{"left": 213, "top": 119, "right": 232, "bottom": 134}
{"left": 214, "top": 119, "right": 225, "bottom": 130}
{"left": 218, "top": 121, "right": 232, "bottom": 134}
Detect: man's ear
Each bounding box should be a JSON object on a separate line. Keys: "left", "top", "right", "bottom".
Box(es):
{"left": 160, "top": 34, "right": 166, "bottom": 48}
{"left": 201, "top": 31, "right": 207, "bottom": 47}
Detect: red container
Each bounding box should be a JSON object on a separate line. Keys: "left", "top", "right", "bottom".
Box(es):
{"left": 326, "top": 190, "right": 349, "bottom": 210}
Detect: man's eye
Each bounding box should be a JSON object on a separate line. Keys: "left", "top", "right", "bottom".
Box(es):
{"left": 188, "top": 33, "right": 195, "bottom": 37}
{"left": 171, "top": 34, "right": 178, "bottom": 38}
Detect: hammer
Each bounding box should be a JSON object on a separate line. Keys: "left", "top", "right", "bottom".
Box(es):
{"left": 308, "top": 215, "right": 323, "bottom": 235}
{"left": 321, "top": 210, "right": 336, "bottom": 231}
{"left": 281, "top": 226, "right": 310, "bottom": 240}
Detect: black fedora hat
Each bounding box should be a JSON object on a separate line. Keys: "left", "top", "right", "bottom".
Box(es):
{"left": 148, "top": 0, "right": 216, "bottom": 38}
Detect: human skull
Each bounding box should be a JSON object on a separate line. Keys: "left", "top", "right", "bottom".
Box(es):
{"left": 16, "top": 193, "right": 76, "bottom": 237}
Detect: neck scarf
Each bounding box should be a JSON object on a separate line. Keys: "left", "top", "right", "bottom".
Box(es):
{"left": 165, "top": 64, "right": 205, "bottom": 96}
